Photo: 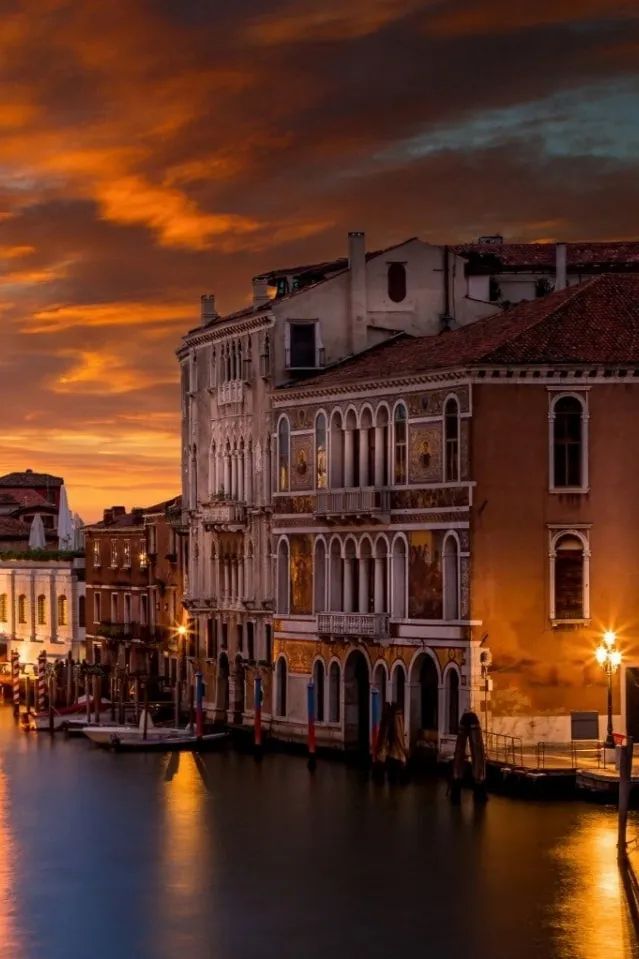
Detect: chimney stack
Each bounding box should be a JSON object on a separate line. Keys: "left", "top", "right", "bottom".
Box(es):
{"left": 555, "top": 243, "right": 567, "bottom": 292}
{"left": 200, "top": 293, "right": 217, "bottom": 325}
{"left": 348, "top": 231, "right": 367, "bottom": 355}
{"left": 252, "top": 276, "right": 270, "bottom": 309}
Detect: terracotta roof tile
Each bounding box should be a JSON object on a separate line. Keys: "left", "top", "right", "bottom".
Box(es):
{"left": 0, "top": 470, "right": 63, "bottom": 487}
{"left": 455, "top": 241, "right": 639, "bottom": 270}
{"left": 286, "top": 275, "right": 639, "bottom": 390}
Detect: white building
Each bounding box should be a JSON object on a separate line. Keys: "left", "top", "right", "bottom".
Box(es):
{"left": 0, "top": 557, "right": 86, "bottom": 668}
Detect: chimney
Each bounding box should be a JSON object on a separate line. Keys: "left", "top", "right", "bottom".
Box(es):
{"left": 252, "top": 276, "right": 270, "bottom": 309}
{"left": 200, "top": 294, "right": 217, "bottom": 325}
{"left": 555, "top": 243, "right": 567, "bottom": 292}
{"left": 103, "top": 508, "right": 113, "bottom": 525}
{"left": 348, "top": 231, "right": 367, "bottom": 354}
{"left": 131, "top": 507, "right": 144, "bottom": 524}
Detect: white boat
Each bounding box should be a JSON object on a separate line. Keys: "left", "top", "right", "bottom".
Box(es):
{"left": 82, "top": 710, "right": 182, "bottom": 747}
{"left": 24, "top": 696, "right": 112, "bottom": 732}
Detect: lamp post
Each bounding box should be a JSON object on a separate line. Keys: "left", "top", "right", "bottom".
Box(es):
{"left": 595, "top": 630, "right": 622, "bottom": 750}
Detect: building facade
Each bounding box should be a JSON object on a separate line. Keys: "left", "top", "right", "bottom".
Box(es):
{"left": 177, "top": 232, "right": 502, "bottom": 725}
{"left": 270, "top": 274, "right": 639, "bottom": 750}
{"left": 0, "top": 557, "right": 86, "bottom": 666}
{"left": 84, "top": 498, "right": 185, "bottom": 681}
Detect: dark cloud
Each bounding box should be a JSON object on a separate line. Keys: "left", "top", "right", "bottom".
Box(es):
{"left": 0, "top": 0, "right": 637, "bottom": 517}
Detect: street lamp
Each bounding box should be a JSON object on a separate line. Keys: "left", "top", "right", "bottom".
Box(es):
{"left": 595, "top": 630, "right": 622, "bottom": 749}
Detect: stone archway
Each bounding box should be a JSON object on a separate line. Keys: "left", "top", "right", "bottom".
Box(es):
{"left": 344, "top": 649, "right": 370, "bottom": 754}
{"left": 409, "top": 652, "right": 439, "bottom": 745}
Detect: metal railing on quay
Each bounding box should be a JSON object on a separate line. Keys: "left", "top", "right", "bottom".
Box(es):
{"left": 535, "top": 739, "right": 602, "bottom": 770}
{"left": 484, "top": 730, "right": 524, "bottom": 766}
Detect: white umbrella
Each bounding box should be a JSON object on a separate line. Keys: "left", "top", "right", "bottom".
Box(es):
{"left": 72, "top": 513, "right": 85, "bottom": 551}
{"left": 28, "top": 513, "right": 46, "bottom": 550}
{"left": 57, "top": 485, "right": 74, "bottom": 551}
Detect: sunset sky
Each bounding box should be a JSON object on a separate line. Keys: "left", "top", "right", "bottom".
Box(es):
{"left": 1, "top": 0, "right": 638, "bottom": 520}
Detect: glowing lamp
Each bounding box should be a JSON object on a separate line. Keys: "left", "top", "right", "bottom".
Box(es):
{"left": 595, "top": 645, "right": 608, "bottom": 666}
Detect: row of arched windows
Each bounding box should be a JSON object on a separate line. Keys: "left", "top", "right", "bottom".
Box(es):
{"left": 276, "top": 398, "right": 461, "bottom": 492}
{"left": 276, "top": 532, "right": 461, "bottom": 621}
{"left": 209, "top": 437, "right": 253, "bottom": 501}
{"left": 212, "top": 337, "right": 251, "bottom": 386}
{"left": 0, "top": 593, "right": 69, "bottom": 627}
{"left": 273, "top": 655, "right": 461, "bottom": 735}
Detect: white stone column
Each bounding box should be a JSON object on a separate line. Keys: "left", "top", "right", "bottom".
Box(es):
{"left": 244, "top": 548, "right": 252, "bottom": 601}
{"left": 359, "top": 431, "right": 368, "bottom": 487}
{"left": 374, "top": 558, "right": 386, "bottom": 614}
{"left": 212, "top": 547, "right": 220, "bottom": 602}
{"left": 238, "top": 451, "right": 245, "bottom": 502}
{"left": 244, "top": 448, "right": 252, "bottom": 505}
{"left": 374, "top": 427, "right": 386, "bottom": 486}
{"left": 344, "top": 430, "right": 354, "bottom": 488}
{"left": 231, "top": 558, "right": 238, "bottom": 604}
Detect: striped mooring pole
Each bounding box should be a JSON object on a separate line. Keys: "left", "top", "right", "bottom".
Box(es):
{"left": 37, "top": 651, "right": 47, "bottom": 713}
{"left": 11, "top": 650, "right": 20, "bottom": 716}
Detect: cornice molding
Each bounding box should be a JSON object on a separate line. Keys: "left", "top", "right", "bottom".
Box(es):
{"left": 177, "top": 312, "right": 275, "bottom": 357}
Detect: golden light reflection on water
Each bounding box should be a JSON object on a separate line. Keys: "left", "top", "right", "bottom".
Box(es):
{"left": 160, "top": 753, "right": 209, "bottom": 920}
{"left": 0, "top": 756, "right": 21, "bottom": 954}
{"left": 552, "top": 814, "right": 638, "bottom": 959}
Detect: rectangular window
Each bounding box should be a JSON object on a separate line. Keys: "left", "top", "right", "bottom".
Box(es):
{"left": 93, "top": 540, "right": 101, "bottom": 567}
{"left": 264, "top": 624, "right": 272, "bottom": 663}
{"left": 221, "top": 622, "right": 228, "bottom": 650}
{"left": 110, "top": 540, "right": 118, "bottom": 568}
{"left": 94, "top": 592, "right": 101, "bottom": 624}
{"left": 111, "top": 592, "right": 118, "bottom": 622}
{"left": 247, "top": 622, "right": 255, "bottom": 661}
{"left": 139, "top": 545, "right": 148, "bottom": 569}
{"left": 288, "top": 323, "right": 317, "bottom": 368}
{"left": 123, "top": 594, "right": 131, "bottom": 625}
{"left": 147, "top": 525, "right": 157, "bottom": 555}
{"left": 140, "top": 595, "right": 148, "bottom": 626}
{"left": 122, "top": 541, "right": 131, "bottom": 568}
{"left": 206, "top": 619, "right": 217, "bottom": 659}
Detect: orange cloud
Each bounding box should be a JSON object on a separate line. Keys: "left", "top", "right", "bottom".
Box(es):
{"left": 26, "top": 301, "right": 194, "bottom": 333}
{"left": 246, "top": 0, "right": 429, "bottom": 44}
{"left": 52, "top": 349, "right": 175, "bottom": 395}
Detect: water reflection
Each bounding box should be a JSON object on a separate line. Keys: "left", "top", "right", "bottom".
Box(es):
{"left": 0, "top": 754, "right": 22, "bottom": 954}
{"left": 151, "top": 751, "right": 212, "bottom": 957}
{"left": 552, "top": 813, "right": 637, "bottom": 959}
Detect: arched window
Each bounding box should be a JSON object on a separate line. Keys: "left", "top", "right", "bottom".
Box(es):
{"left": 276, "top": 657, "right": 287, "bottom": 717}
{"left": 313, "top": 660, "right": 325, "bottom": 723}
{"left": 315, "top": 413, "right": 327, "bottom": 489}
{"left": 444, "top": 398, "right": 460, "bottom": 482}
{"left": 387, "top": 262, "right": 407, "bottom": 303}
{"left": 443, "top": 535, "right": 459, "bottom": 620}
{"left": 314, "top": 539, "right": 326, "bottom": 612}
{"left": 17, "top": 594, "right": 26, "bottom": 624}
{"left": 37, "top": 594, "right": 46, "bottom": 626}
{"left": 393, "top": 664, "right": 406, "bottom": 714}
{"left": 57, "top": 595, "right": 68, "bottom": 627}
{"left": 0, "top": 593, "right": 7, "bottom": 622}
{"left": 552, "top": 395, "right": 584, "bottom": 489}
{"left": 277, "top": 539, "right": 290, "bottom": 614}
{"left": 277, "top": 417, "right": 290, "bottom": 491}
{"left": 391, "top": 536, "right": 407, "bottom": 618}
{"left": 329, "top": 662, "right": 341, "bottom": 722}
{"left": 446, "top": 669, "right": 460, "bottom": 734}
{"left": 329, "top": 539, "right": 343, "bottom": 611}
{"left": 330, "top": 411, "right": 344, "bottom": 487}
{"left": 552, "top": 533, "right": 587, "bottom": 620}
{"left": 393, "top": 404, "right": 407, "bottom": 484}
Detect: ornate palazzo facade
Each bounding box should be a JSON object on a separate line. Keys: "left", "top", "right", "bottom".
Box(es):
{"left": 271, "top": 375, "right": 485, "bottom": 752}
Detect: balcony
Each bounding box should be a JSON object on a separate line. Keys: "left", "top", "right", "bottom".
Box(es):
{"left": 217, "top": 380, "right": 244, "bottom": 405}
{"left": 201, "top": 502, "right": 247, "bottom": 529}
{"left": 315, "top": 488, "right": 390, "bottom": 521}
{"left": 317, "top": 612, "right": 390, "bottom": 640}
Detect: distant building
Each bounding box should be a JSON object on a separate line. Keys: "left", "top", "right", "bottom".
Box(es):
{"left": 0, "top": 556, "right": 86, "bottom": 667}
{"left": 270, "top": 274, "right": 639, "bottom": 751}
{"left": 84, "top": 498, "right": 186, "bottom": 682}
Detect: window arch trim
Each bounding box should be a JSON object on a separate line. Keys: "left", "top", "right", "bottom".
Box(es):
{"left": 549, "top": 527, "right": 590, "bottom": 622}
{"left": 548, "top": 391, "right": 589, "bottom": 493}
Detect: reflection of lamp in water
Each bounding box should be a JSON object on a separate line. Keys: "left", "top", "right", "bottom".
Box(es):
{"left": 595, "top": 631, "right": 621, "bottom": 749}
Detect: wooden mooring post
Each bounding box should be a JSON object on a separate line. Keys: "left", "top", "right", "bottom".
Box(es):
{"left": 618, "top": 737, "right": 634, "bottom": 863}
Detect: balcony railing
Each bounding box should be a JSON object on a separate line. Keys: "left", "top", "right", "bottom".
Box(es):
{"left": 315, "top": 488, "right": 390, "bottom": 519}
{"left": 217, "top": 380, "right": 244, "bottom": 405}
{"left": 201, "top": 502, "right": 247, "bottom": 528}
{"left": 316, "top": 612, "right": 390, "bottom": 639}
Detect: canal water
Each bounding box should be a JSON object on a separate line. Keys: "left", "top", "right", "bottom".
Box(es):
{"left": 0, "top": 708, "right": 637, "bottom": 959}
